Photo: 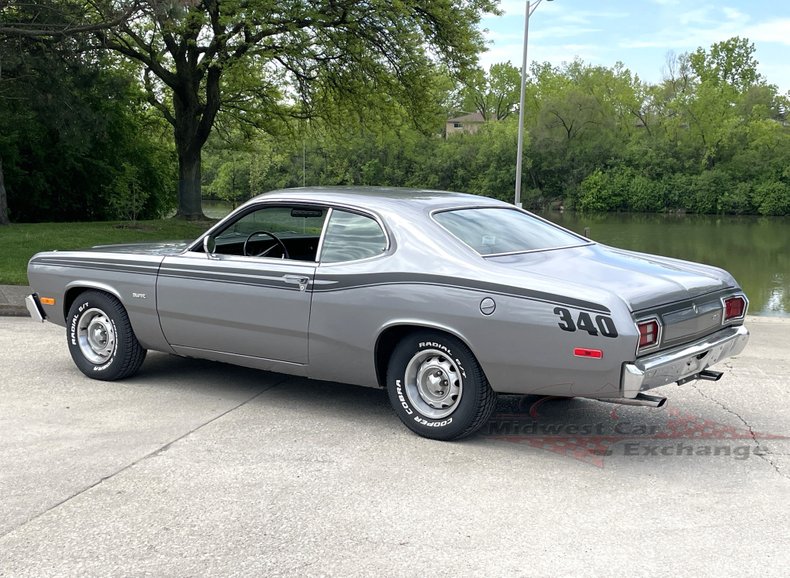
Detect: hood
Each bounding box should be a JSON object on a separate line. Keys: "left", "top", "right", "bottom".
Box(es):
{"left": 487, "top": 243, "right": 736, "bottom": 312}
{"left": 86, "top": 241, "right": 191, "bottom": 256}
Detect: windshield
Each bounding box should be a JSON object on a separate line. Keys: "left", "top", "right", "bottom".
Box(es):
{"left": 433, "top": 207, "right": 586, "bottom": 256}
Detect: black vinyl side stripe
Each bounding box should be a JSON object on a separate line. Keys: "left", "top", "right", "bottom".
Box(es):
{"left": 33, "top": 258, "right": 610, "bottom": 313}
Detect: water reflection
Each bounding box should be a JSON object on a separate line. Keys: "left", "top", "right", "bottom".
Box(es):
{"left": 541, "top": 212, "right": 790, "bottom": 317}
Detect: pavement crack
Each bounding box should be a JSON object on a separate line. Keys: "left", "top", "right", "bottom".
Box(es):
{"left": 691, "top": 384, "right": 787, "bottom": 480}
{"left": 0, "top": 378, "right": 287, "bottom": 540}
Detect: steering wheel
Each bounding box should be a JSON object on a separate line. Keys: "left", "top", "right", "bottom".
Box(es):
{"left": 243, "top": 230, "right": 290, "bottom": 259}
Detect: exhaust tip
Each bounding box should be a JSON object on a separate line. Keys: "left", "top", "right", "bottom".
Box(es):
{"left": 634, "top": 393, "right": 667, "bottom": 408}
{"left": 597, "top": 393, "right": 667, "bottom": 408}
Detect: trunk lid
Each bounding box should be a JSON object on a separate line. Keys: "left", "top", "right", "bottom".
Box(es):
{"left": 487, "top": 243, "right": 736, "bottom": 312}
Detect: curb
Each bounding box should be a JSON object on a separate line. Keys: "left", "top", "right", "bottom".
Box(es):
{"left": 0, "top": 285, "right": 32, "bottom": 318}
{"left": 0, "top": 305, "right": 29, "bottom": 317}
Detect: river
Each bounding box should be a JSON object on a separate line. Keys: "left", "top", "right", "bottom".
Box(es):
{"left": 201, "top": 200, "right": 789, "bottom": 317}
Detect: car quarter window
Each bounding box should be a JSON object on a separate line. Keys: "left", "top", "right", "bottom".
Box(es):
{"left": 433, "top": 207, "right": 585, "bottom": 255}
{"left": 319, "top": 210, "right": 387, "bottom": 263}
{"left": 208, "top": 205, "right": 328, "bottom": 261}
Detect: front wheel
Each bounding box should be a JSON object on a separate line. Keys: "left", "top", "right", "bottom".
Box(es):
{"left": 66, "top": 290, "right": 147, "bottom": 380}
{"left": 386, "top": 331, "right": 497, "bottom": 440}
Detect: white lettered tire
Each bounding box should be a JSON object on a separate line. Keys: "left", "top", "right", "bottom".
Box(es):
{"left": 386, "top": 331, "right": 497, "bottom": 440}
{"left": 66, "top": 290, "right": 146, "bottom": 380}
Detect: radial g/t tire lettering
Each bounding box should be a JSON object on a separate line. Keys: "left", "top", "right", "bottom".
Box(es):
{"left": 66, "top": 290, "right": 147, "bottom": 380}
{"left": 386, "top": 331, "right": 497, "bottom": 440}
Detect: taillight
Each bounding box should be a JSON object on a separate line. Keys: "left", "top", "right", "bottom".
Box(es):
{"left": 637, "top": 319, "right": 660, "bottom": 350}
{"left": 723, "top": 296, "right": 747, "bottom": 321}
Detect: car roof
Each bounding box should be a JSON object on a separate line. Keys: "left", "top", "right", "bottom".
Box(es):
{"left": 246, "top": 186, "right": 507, "bottom": 215}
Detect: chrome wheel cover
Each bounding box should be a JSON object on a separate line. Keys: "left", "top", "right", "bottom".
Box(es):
{"left": 404, "top": 349, "right": 463, "bottom": 419}
{"left": 77, "top": 308, "right": 116, "bottom": 365}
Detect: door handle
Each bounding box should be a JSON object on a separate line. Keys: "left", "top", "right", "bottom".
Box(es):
{"left": 283, "top": 275, "right": 309, "bottom": 291}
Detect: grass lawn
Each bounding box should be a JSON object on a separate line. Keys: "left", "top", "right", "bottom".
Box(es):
{"left": 0, "top": 219, "right": 213, "bottom": 285}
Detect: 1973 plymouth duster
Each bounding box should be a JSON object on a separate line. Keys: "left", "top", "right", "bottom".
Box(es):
{"left": 26, "top": 187, "right": 749, "bottom": 440}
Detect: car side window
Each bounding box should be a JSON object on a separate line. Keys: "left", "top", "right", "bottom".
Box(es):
{"left": 208, "top": 205, "right": 327, "bottom": 261}
{"left": 320, "top": 210, "right": 387, "bottom": 263}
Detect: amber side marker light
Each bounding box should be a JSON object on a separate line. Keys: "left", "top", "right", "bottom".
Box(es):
{"left": 39, "top": 297, "right": 56, "bottom": 305}
{"left": 574, "top": 348, "right": 603, "bottom": 359}
{"left": 723, "top": 296, "right": 746, "bottom": 321}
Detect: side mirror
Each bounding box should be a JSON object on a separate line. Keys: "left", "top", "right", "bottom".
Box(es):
{"left": 203, "top": 235, "right": 218, "bottom": 259}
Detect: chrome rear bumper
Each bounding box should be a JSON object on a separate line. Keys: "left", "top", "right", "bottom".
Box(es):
{"left": 621, "top": 325, "right": 749, "bottom": 398}
{"left": 25, "top": 293, "right": 46, "bottom": 323}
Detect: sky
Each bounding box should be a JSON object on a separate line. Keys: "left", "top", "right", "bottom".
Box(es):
{"left": 479, "top": 0, "right": 790, "bottom": 94}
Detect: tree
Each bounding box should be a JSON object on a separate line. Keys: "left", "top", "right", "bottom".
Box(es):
{"left": 24, "top": 0, "right": 490, "bottom": 219}
{"left": 461, "top": 62, "right": 521, "bottom": 121}
{"left": 689, "top": 37, "right": 762, "bottom": 92}
{"left": 1, "top": 0, "right": 177, "bottom": 223}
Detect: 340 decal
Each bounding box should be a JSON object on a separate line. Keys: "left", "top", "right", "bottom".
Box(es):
{"left": 553, "top": 307, "right": 618, "bottom": 338}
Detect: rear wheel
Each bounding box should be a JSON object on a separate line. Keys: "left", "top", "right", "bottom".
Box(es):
{"left": 386, "top": 331, "right": 497, "bottom": 440}
{"left": 66, "top": 290, "right": 146, "bottom": 380}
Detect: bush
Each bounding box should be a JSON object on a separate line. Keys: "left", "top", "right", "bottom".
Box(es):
{"left": 752, "top": 181, "right": 790, "bottom": 215}
{"left": 717, "top": 181, "right": 754, "bottom": 214}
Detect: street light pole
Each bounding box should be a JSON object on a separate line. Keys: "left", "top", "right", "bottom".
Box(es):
{"left": 514, "top": 0, "right": 552, "bottom": 208}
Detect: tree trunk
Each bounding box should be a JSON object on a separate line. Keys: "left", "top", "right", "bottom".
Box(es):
{"left": 0, "top": 155, "right": 9, "bottom": 225}
{"left": 172, "top": 86, "right": 207, "bottom": 220}
{"left": 171, "top": 66, "right": 220, "bottom": 220}
{"left": 176, "top": 144, "right": 205, "bottom": 219}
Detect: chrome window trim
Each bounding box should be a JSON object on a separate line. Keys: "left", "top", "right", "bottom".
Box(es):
{"left": 186, "top": 202, "right": 332, "bottom": 256}
{"left": 199, "top": 253, "right": 320, "bottom": 269}
{"left": 482, "top": 243, "right": 593, "bottom": 258}
{"left": 316, "top": 207, "right": 391, "bottom": 266}
{"left": 429, "top": 205, "right": 591, "bottom": 257}
{"left": 314, "top": 207, "right": 333, "bottom": 264}
{"left": 188, "top": 199, "right": 392, "bottom": 262}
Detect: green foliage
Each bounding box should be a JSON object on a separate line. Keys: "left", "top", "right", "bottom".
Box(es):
{"left": 198, "top": 35, "right": 790, "bottom": 217}
{"left": 461, "top": 62, "right": 521, "bottom": 121}
{"left": 578, "top": 170, "right": 613, "bottom": 212}
{"left": 3, "top": 18, "right": 790, "bottom": 222}
{"left": 717, "top": 182, "right": 753, "bottom": 215}
{"left": 107, "top": 163, "right": 149, "bottom": 222}
{"left": 689, "top": 37, "right": 762, "bottom": 92}
{"left": 752, "top": 181, "right": 790, "bottom": 216}
{"left": 578, "top": 167, "right": 663, "bottom": 213}
{"left": 94, "top": 0, "right": 500, "bottom": 217}
{"left": 0, "top": 15, "right": 176, "bottom": 223}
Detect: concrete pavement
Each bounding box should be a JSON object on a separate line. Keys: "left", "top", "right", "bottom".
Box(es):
{"left": 0, "top": 316, "right": 788, "bottom": 576}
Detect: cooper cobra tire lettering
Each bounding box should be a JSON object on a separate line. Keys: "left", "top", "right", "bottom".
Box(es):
{"left": 414, "top": 416, "right": 453, "bottom": 427}
{"left": 554, "top": 307, "right": 618, "bottom": 338}
{"left": 386, "top": 331, "right": 497, "bottom": 441}
{"left": 395, "top": 379, "right": 413, "bottom": 415}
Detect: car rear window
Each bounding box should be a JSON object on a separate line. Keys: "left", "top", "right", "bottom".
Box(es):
{"left": 433, "top": 207, "right": 586, "bottom": 256}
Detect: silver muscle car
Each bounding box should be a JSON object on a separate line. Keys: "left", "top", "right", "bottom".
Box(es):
{"left": 26, "top": 187, "right": 750, "bottom": 440}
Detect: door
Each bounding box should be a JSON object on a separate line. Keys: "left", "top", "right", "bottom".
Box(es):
{"left": 156, "top": 204, "right": 328, "bottom": 365}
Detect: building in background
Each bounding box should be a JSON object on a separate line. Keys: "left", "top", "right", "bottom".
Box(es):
{"left": 445, "top": 112, "right": 485, "bottom": 137}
